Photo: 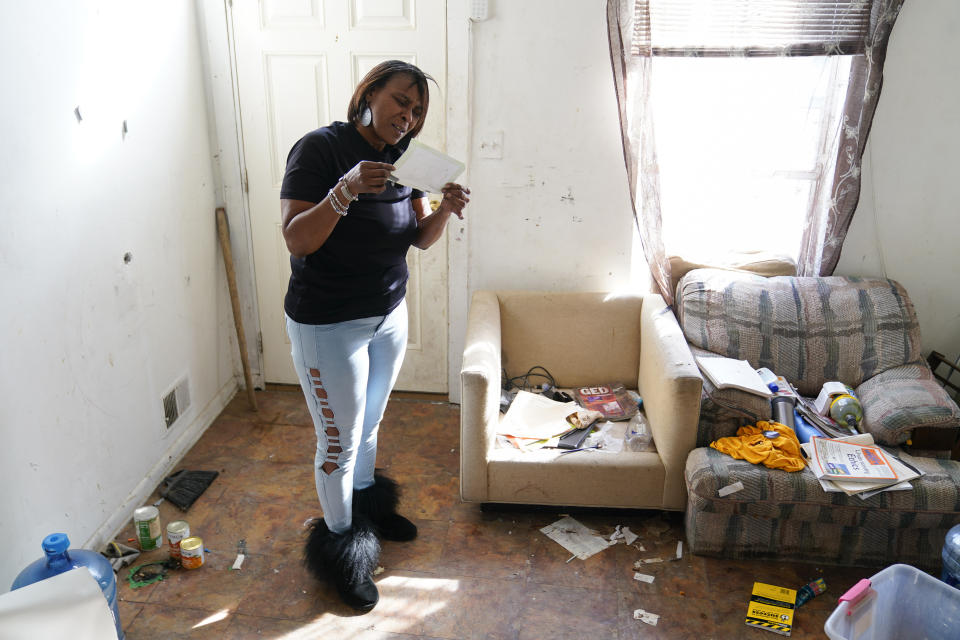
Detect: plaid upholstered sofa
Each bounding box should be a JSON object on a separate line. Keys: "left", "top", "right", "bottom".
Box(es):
{"left": 678, "top": 268, "right": 960, "bottom": 567}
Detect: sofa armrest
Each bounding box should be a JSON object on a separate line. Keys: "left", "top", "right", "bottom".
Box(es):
{"left": 460, "top": 291, "right": 503, "bottom": 502}
{"left": 856, "top": 362, "right": 960, "bottom": 447}
{"left": 638, "top": 295, "right": 703, "bottom": 509}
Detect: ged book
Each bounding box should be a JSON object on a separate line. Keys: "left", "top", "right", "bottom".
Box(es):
{"left": 572, "top": 382, "right": 637, "bottom": 421}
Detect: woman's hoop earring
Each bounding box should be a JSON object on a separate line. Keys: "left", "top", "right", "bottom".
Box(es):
{"left": 359, "top": 105, "right": 372, "bottom": 127}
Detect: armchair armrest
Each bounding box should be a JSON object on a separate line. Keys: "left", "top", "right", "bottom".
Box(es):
{"left": 460, "top": 291, "right": 502, "bottom": 502}
{"left": 638, "top": 295, "right": 703, "bottom": 509}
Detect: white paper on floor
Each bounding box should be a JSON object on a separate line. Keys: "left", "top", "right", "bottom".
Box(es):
{"left": 635, "top": 558, "right": 665, "bottom": 566}
{"left": 633, "top": 608, "right": 660, "bottom": 626}
{"left": 540, "top": 516, "right": 614, "bottom": 561}
{"left": 609, "top": 524, "right": 639, "bottom": 546}
{"left": 633, "top": 572, "right": 655, "bottom": 583}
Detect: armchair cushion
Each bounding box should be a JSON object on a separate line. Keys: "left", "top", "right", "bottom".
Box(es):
{"left": 677, "top": 270, "right": 923, "bottom": 397}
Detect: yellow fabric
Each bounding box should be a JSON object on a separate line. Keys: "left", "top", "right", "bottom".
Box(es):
{"left": 710, "top": 421, "right": 806, "bottom": 472}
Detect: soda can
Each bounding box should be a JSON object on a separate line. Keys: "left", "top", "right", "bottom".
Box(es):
{"left": 133, "top": 506, "right": 162, "bottom": 551}
{"left": 167, "top": 520, "right": 190, "bottom": 563}
{"left": 180, "top": 536, "right": 204, "bottom": 569}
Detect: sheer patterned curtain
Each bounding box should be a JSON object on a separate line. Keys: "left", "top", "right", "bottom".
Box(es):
{"left": 607, "top": 0, "right": 906, "bottom": 304}
{"left": 798, "top": 1, "right": 904, "bottom": 275}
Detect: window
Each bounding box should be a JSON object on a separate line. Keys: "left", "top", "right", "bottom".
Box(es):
{"left": 609, "top": 0, "right": 904, "bottom": 300}
{"left": 653, "top": 54, "right": 851, "bottom": 261}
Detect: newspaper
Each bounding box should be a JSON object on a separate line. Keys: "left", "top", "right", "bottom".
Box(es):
{"left": 802, "top": 434, "right": 921, "bottom": 497}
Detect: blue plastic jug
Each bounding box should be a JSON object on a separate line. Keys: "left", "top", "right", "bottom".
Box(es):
{"left": 943, "top": 523, "right": 960, "bottom": 589}
{"left": 11, "top": 533, "right": 123, "bottom": 639}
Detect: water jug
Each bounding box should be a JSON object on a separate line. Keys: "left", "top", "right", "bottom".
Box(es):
{"left": 829, "top": 393, "right": 863, "bottom": 431}
{"left": 11, "top": 532, "right": 123, "bottom": 639}
{"left": 942, "top": 523, "right": 960, "bottom": 589}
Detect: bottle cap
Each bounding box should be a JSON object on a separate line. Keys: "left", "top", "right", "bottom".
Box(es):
{"left": 42, "top": 533, "right": 70, "bottom": 554}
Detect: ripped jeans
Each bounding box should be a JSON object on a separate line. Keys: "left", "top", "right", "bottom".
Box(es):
{"left": 286, "top": 300, "right": 407, "bottom": 534}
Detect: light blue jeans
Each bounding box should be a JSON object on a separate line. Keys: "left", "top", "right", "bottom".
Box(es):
{"left": 286, "top": 300, "right": 408, "bottom": 534}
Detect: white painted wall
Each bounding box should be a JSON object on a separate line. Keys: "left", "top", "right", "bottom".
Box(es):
{"left": 446, "top": 0, "right": 638, "bottom": 400}
{"left": 0, "top": 1, "right": 237, "bottom": 588}
{"left": 465, "top": 0, "right": 635, "bottom": 292}
{"left": 836, "top": 0, "right": 960, "bottom": 362}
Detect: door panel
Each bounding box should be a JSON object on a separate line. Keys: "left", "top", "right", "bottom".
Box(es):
{"left": 233, "top": 0, "right": 448, "bottom": 391}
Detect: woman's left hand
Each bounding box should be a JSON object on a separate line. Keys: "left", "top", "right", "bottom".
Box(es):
{"left": 437, "top": 183, "right": 470, "bottom": 219}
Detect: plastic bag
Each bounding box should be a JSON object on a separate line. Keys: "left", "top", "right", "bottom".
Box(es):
{"left": 583, "top": 421, "right": 625, "bottom": 452}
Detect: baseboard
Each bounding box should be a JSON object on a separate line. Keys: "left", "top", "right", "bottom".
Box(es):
{"left": 84, "top": 377, "right": 240, "bottom": 553}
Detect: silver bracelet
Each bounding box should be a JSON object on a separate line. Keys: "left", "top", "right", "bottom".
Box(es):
{"left": 328, "top": 186, "right": 348, "bottom": 216}
{"left": 339, "top": 179, "right": 357, "bottom": 202}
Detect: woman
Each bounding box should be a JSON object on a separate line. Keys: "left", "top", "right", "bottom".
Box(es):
{"left": 280, "top": 60, "right": 469, "bottom": 611}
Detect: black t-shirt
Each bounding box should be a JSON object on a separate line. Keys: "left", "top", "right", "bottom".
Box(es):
{"left": 280, "top": 121, "right": 425, "bottom": 324}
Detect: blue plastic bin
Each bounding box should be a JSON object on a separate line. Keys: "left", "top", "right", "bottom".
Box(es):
{"left": 824, "top": 564, "right": 960, "bottom": 640}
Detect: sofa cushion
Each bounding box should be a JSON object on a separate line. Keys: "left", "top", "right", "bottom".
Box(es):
{"left": 684, "top": 446, "right": 960, "bottom": 567}
{"left": 856, "top": 363, "right": 960, "bottom": 446}
{"left": 667, "top": 251, "right": 796, "bottom": 299}
{"left": 677, "top": 270, "right": 923, "bottom": 397}
{"left": 497, "top": 291, "right": 643, "bottom": 388}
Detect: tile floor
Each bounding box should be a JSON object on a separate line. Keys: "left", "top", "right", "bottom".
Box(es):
{"left": 114, "top": 389, "right": 880, "bottom": 639}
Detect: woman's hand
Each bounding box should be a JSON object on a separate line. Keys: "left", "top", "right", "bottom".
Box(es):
{"left": 437, "top": 183, "right": 470, "bottom": 219}
{"left": 342, "top": 161, "right": 395, "bottom": 195}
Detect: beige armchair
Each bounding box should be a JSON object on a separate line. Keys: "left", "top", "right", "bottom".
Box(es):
{"left": 459, "top": 291, "right": 702, "bottom": 510}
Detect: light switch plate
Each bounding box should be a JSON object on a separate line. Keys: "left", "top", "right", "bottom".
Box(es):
{"left": 470, "top": 0, "right": 489, "bottom": 21}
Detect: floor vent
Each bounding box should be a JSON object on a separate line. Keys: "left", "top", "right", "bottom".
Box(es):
{"left": 163, "top": 376, "right": 191, "bottom": 429}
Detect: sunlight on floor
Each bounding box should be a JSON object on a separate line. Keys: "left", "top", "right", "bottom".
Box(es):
{"left": 191, "top": 608, "right": 231, "bottom": 629}
{"left": 275, "top": 576, "right": 461, "bottom": 639}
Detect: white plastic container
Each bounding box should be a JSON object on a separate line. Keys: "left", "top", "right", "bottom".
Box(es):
{"left": 824, "top": 564, "right": 960, "bottom": 640}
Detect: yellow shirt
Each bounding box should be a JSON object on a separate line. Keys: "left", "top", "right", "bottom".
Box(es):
{"left": 710, "top": 421, "right": 806, "bottom": 472}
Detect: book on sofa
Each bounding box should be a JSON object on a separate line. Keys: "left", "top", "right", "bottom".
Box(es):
{"left": 695, "top": 356, "right": 772, "bottom": 398}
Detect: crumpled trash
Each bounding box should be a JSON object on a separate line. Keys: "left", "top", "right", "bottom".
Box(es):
{"left": 101, "top": 541, "right": 140, "bottom": 572}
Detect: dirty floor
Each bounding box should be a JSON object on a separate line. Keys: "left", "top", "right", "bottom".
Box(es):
{"left": 115, "top": 389, "right": 878, "bottom": 639}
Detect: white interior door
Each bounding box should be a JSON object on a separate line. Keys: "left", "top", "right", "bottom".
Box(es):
{"left": 233, "top": 0, "right": 448, "bottom": 391}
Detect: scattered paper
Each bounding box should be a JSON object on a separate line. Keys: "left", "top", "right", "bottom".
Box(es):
{"left": 718, "top": 481, "right": 745, "bottom": 497}
{"left": 633, "top": 609, "right": 660, "bottom": 626}
{"left": 635, "top": 558, "right": 665, "bottom": 566}
{"left": 676, "top": 541, "right": 683, "bottom": 560}
{"left": 633, "top": 572, "right": 655, "bottom": 583}
{"left": 230, "top": 553, "right": 245, "bottom": 570}
{"left": 499, "top": 391, "right": 578, "bottom": 441}
{"left": 609, "top": 525, "right": 639, "bottom": 546}
{"left": 389, "top": 139, "right": 465, "bottom": 194}
{"left": 540, "top": 516, "right": 614, "bottom": 561}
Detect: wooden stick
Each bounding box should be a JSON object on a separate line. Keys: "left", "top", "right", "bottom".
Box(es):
{"left": 216, "top": 207, "right": 258, "bottom": 411}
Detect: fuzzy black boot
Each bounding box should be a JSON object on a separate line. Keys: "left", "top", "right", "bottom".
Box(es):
{"left": 303, "top": 516, "right": 380, "bottom": 611}
{"left": 353, "top": 473, "right": 418, "bottom": 541}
